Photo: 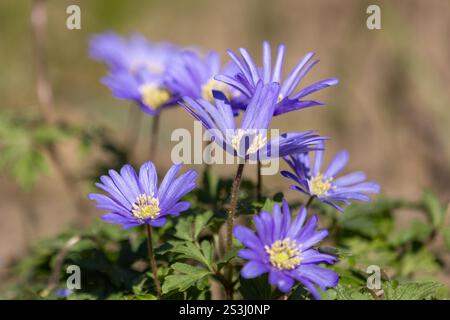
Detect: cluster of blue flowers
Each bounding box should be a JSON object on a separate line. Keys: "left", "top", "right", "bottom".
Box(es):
{"left": 89, "top": 33, "right": 380, "bottom": 299}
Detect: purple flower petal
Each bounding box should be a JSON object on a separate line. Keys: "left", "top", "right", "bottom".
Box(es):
{"left": 241, "top": 261, "right": 269, "bottom": 279}
{"left": 324, "top": 150, "right": 349, "bottom": 178}
{"left": 269, "top": 269, "right": 294, "bottom": 293}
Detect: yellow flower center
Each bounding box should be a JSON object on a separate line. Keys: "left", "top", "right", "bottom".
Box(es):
{"left": 231, "top": 129, "right": 267, "bottom": 155}
{"left": 201, "top": 79, "right": 231, "bottom": 102}
{"left": 309, "top": 173, "right": 333, "bottom": 197}
{"left": 139, "top": 84, "right": 171, "bottom": 108}
{"left": 131, "top": 194, "right": 160, "bottom": 220}
{"left": 265, "top": 238, "right": 301, "bottom": 270}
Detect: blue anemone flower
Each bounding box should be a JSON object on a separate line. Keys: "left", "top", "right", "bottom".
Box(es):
{"left": 282, "top": 141, "right": 380, "bottom": 211}
{"left": 180, "top": 81, "right": 324, "bottom": 161}
{"left": 89, "top": 32, "right": 179, "bottom": 115}
{"left": 234, "top": 200, "right": 338, "bottom": 299}
{"left": 216, "top": 41, "right": 338, "bottom": 115}
{"left": 165, "top": 49, "right": 243, "bottom": 111}
{"left": 89, "top": 162, "right": 198, "bottom": 229}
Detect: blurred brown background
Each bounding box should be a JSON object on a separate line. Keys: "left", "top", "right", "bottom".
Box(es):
{"left": 0, "top": 0, "right": 449, "bottom": 285}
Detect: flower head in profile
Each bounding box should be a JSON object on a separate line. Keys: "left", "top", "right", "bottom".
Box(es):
{"left": 282, "top": 141, "right": 380, "bottom": 211}
{"left": 216, "top": 41, "right": 338, "bottom": 115}
{"left": 234, "top": 200, "right": 338, "bottom": 299}
{"left": 102, "top": 68, "right": 179, "bottom": 116}
{"left": 89, "top": 162, "right": 197, "bottom": 229}
{"left": 181, "top": 81, "right": 324, "bottom": 161}
{"left": 89, "top": 32, "right": 179, "bottom": 115}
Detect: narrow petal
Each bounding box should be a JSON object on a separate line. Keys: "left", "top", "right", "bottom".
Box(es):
{"left": 101, "top": 213, "right": 140, "bottom": 229}
{"left": 313, "top": 141, "right": 325, "bottom": 176}
{"left": 148, "top": 217, "right": 167, "bottom": 227}
{"left": 269, "top": 269, "right": 294, "bottom": 293}
{"left": 119, "top": 164, "right": 141, "bottom": 199}
{"left": 301, "top": 229, "right": 329, "bottom": 249}
{"left": 157, "top": 163, "right": 182, "bottom": 202}
{"left": 271, "top": 44, "right": 285, "bottom": 83}
{"left": 293, "top": 265, "right": 339, "bottom": 290}
{"left": 234, "top": 225, "right": 264, "bottom": 251}
{"left": 241, "top": 261, "right": 269, "bottom": 278}
{"left": 286, "top": 207, "right": 307, "bottom": 239}
{"left": 262, "top": 41, "right": 271, "bottom": 83}
{"left": 139, "top": 161, "right": 158, "bottom": 196}
{"left": 238, "top": 249, "right": 265, "bottom": 262}
{"left": 301, "top": 249, "right": 337, "bottom": 264}
{"left": 324, "top": 150, "right": 349, "bottom": 178}
{"left": 163, "top": 201, "right": 191, "bottom": 216}
{"left": 294, "top": 78, "right": 338, "bottom": 99}
{"left": 333, "top": 171, "right": 366, "bottom": 187}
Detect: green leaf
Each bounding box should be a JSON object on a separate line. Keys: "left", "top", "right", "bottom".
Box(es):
{"left": 399, "top": 249, "right": 439, "bottom": 277}
{"left": 442, "top": 228, "right": 450, "bottom": 251}
{"left": 162, "top": 263, "right": 211, "bottom": 294}
{"left": 194, "top": 211, "right": 213, "bottom": 239}
{"left": 171, "top": 241, "right": 214, "bottom": 271}
{"left": 200, "top": 240, "right": 214, "bottom": 268}
{"left": 12, "top": 149, "right": 49, "bottom": 190}
{"left": 261, "top": 198, "right": 275, "bottom": 213}
{"left": 174, "top": 211, "right": 213, "bottom": 242}
{"left": 389, "top": 221, "right": 432, "bottom": 246}
{"left": 174, "top": 217, "right": 194, "bottom": 242}
{"left": 33, "top": 125, "right": 67, "bottom": 145}
{"left": 422, "top": 190, "right": 445, "bottom": 229}
{"left": 383, "top": 281, "right": 443, "bottom": 300}
{"left": 339, "top": 198, "right": 401, "bottom": 239}
{"left": 325, "top": 285, "right": 374, "bottom": 300}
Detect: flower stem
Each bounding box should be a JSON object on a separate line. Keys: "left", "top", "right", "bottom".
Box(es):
{"left": 256, "top": 161, "right": 262, "bottom": 202}
{"left": 150, "top": 113, "right": 160, "bottom": 160}
{"left": 227, "top": 163, "right": 245, "bottom": 251}
{"left": 224, "top": 163, "right": 245, "bottom": 300}
{"left": 145, "top": 224, "right": 161, "bottom": 298}
{"left": 305, "top": 196, "right": 315, "bottom": 209}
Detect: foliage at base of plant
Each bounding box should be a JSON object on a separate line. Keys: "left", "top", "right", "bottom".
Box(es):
{"left": 3, "top": 172, "right": 449, "bottom": 300}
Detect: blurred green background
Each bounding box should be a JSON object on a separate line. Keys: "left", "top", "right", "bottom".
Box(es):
{"left": 0, "top": 0, "right": 449, "bottom": 291}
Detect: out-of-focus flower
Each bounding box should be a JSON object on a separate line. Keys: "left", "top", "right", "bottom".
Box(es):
{"left": 216, "top": 41, "right": 338, "bottom": 115}
{"left": 181, "top": 81, "right": 324, "bottom": 161}
{"left": 234, "top": 200, "right": 338, "bottom": 299}
{"left": 165, "top": 49, "right": 243, "bottom": 112}
{"left": 102, "top": 68, "right": 179, "bottom": 116}
{"left": 282, "top": 141, "right": 380, "bottom": 211}
{"left": 89, "top": 32, "right": 179, "bottom": 115}
{"left": 89, "top": 162, "right": 197, "bottom": 229}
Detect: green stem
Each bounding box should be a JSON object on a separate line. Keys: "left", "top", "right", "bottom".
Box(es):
{"left": 305, "top": 196, "right": 315, "bottom": 209}
{"left": 145, "top": 224, "right": 161, "bottom": 298}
